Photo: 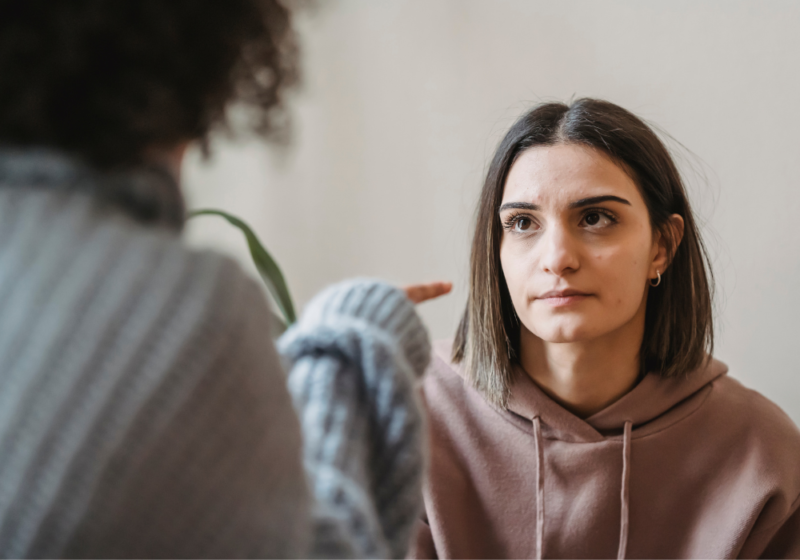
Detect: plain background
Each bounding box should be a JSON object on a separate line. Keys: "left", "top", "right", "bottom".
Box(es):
{"left": 182, "top": 0, "right": 800, "bottom": 424}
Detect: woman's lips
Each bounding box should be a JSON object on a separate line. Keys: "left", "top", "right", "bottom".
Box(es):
{"left": 536, "top": 290, "right": 591, "bottom": 307}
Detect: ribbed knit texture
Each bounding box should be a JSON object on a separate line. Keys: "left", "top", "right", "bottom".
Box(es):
{"left": 280, "top": 280, "right": 431, "bottom": 559}
{"left": 0, "top": 150, "right": 431, "bottom": 558}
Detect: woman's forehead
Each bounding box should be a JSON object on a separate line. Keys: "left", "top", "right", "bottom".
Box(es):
{"left": 502, "top": 144, "right": 642, "bottom": 208}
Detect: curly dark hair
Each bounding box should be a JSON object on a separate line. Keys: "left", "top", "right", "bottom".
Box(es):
{"left": 0, "top": 0, "right": 298, "bottom": 168}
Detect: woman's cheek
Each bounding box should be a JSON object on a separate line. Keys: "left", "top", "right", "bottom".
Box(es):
{"left": 501, "top": 245, "right": 532, "bottom": 302}
{"left": 603, "top": 255, "right": 648, "bottom": 314}
{"left": 507, "top": 266, "right": 530, "bottom": 312}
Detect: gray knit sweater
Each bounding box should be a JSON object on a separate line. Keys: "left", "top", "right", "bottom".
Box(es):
{"left": 0, "top": 150, "right": 429, "bottom": 558}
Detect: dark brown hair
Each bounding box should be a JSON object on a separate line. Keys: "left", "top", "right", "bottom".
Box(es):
{"left": 0, "top": 0, "right": 298, "bottom": 168}
{"left": 453, "top": 98, "right": 714, "bottom": 408}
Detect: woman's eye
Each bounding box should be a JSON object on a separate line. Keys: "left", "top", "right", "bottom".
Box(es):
{"left": 502, "top": 215, "right": 538, "bottom": 234}
{"left": 514, "top": 217, "right": 532, "bottom": 232}
{"left": 581, "top": 211, "right": 615, "bottom": 228}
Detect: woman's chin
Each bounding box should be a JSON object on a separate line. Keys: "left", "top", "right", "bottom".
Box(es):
{"left": 529, "top": 321, "right": 599, "bottom": 344}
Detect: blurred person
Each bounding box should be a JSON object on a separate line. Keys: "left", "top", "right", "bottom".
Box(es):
{"left": 0, "top": 0, "right": 450, "bottom": 557}
{"left": 411, "top": 99, "right": 800, "bottom": 559}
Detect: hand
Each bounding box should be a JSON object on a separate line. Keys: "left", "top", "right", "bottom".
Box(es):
{"left": 403, "top": 281, "right": 453, "bottom": 304}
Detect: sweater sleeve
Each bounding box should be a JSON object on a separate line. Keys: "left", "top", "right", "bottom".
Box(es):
{"left": 279, "top": 279, "right": 431, "bottom": 559}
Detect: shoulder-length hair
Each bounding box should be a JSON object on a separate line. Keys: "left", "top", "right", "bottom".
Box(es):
{"left": 453, "top": 98, "right": 714, "bottom": 408}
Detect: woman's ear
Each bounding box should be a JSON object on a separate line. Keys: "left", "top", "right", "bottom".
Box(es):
{"left": 651, "top": 214, "right": 685, "bottom": 278}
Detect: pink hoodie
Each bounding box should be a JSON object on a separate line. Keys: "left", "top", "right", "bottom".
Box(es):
{"left": 411, "top": 341, "right": 800, "bottom": 559}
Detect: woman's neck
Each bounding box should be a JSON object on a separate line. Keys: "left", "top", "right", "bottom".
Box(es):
{"left": 518, "top": 307, "right": 646, "bottom": 419}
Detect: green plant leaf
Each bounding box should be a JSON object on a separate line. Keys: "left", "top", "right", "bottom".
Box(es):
{"left": 189, "top": 209, "right": 297, "bottom": 326}
{"left": 270, "top": 311, "right": 288, "bottom": 336}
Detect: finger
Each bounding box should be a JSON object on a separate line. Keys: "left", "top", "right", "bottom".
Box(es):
{"left": 403, "top": 281, "right": 453, "bottom": 304}
{"left": 404, "top": 282, "right": 450, "bottom": 303}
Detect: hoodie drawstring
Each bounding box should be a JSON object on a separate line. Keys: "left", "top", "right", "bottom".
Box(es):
{"left": 617, "top": 420, "right": 632, "bottom": 560}
{"left": 531, "top": 417, "right": 633, "bottom": 560}
{"left": 532, "top": 416, "right": 545, "bottom": 560}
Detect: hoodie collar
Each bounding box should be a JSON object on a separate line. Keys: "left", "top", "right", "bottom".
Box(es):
{"left": 506, "top": 357, "right": 728, "bottom": 442}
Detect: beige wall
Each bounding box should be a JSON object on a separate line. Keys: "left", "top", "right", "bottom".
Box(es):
{"left": 183, "top": 0, "right": 800, "bottom": 423}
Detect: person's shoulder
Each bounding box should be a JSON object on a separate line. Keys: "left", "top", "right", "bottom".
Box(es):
{"left": 424, "top": 339, "right": 467, "bottom": 387}
{"left": 708, "top": 370, "right": 800, "bottom": 515}
{"left": 421, "top": 339, "right": 486, "bottom": 415}
{"left": 709, "top": 370, "right": 800, "bottom": 473}
{"left": 712, "top": 373, "right": 800, "bottom": 441}
{"left": 116, "top": 220, "right": 270, "bottom": 331}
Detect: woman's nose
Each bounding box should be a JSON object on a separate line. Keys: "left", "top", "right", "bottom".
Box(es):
{"left": 539, "top": 223, "right": 580, "bottom": 276}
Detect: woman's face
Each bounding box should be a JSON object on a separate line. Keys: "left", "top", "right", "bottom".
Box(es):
{"left": 499, "top": 143, "right": 675, "bottom": 344}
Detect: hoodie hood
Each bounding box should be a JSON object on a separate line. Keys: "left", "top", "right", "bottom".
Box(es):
{"left": 505, "top": 355, "right": 729, "bottom": 443}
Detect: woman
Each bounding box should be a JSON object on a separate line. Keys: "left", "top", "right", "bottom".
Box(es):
{"left": 412, "top": 99, "right": 800, "bottom": 558}
{"left": 0, "top": 0, "right": 448, "bottom": 557}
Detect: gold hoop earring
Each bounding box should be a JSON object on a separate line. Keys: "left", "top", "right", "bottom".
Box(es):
{"left": 650, "top": 270, "right": 661, "bottom": 287}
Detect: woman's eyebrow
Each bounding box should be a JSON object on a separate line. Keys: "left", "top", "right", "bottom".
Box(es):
{"left": 569, "top": 195, "right": 631, "bottom": 208}
{"left": 498, "top": 202, "right": 539, "bottom": 212}
{"left": 498, "top": 196, "right": 630, "bottom": 213}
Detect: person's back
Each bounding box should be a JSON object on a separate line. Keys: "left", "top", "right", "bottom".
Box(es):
{"left": 0, "top": 151, "right": 310, "bottom": 557}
